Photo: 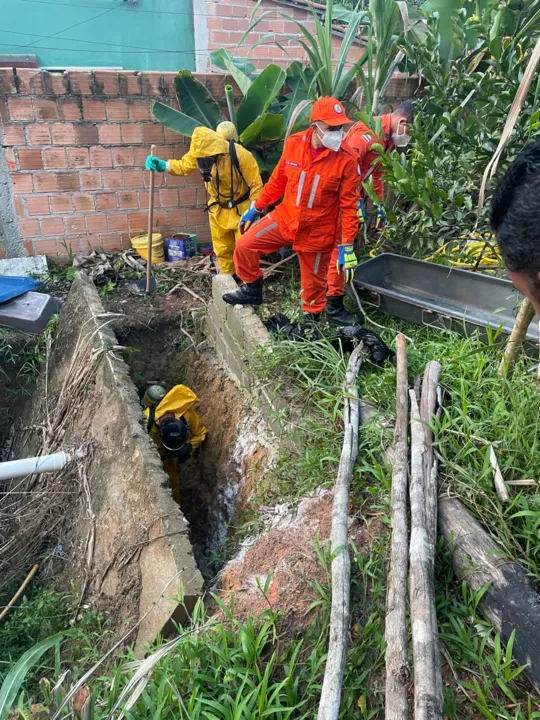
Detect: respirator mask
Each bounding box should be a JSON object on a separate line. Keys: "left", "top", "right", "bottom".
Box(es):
{"left": 196, "top": 156, "right": 216, "bottom": 183}
{"left": 315, "top": 124, "right": 344, "bottom": 152}
{"left": 392, "top": 121, "right": 411, "bottom": 149}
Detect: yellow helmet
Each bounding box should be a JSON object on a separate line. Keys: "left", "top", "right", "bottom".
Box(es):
{"left": 216, "top": 121, "right": 239, "bottom": 142}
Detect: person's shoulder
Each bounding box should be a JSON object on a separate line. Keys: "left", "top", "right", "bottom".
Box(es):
{"left": 346, "top": 122, "right": 376, "bottom": 149}
{"left": 236, "top": 143, "right": 256, "bottom": 161}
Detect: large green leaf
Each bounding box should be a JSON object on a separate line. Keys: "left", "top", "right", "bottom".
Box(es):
{"left": 174, "top": 70, "right": 222, "bottom": 129}
{"left": 236, "top": 65, "right": 287, "bottom": 134}
{"left": 422, "top": 0, "right": 463, "bottom": 68}
{"left": 0, "top": 633, "right": 69, "bottom": 720}
{"left": 239, "top": 113, "right": 284, "bottom": 148}
{"left": 152, "top": 101, "right": 201, "bottom": 138}
{"left": 209, "top": 48, "right": 254, "bottom": 96}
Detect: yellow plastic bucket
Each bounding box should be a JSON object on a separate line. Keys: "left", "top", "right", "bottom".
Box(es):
{"left": 130, "top": 231, "right": 164, "bottom": 264}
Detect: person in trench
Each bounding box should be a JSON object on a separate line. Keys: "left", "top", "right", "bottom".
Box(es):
{"left": 143, "top": 384, "right": 208, "bottom": 504}
{"left": 145, "top": 122, "right": 263, "bottom": 275}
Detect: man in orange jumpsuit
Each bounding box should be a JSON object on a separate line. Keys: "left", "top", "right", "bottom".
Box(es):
{"left": 326, "top": 100, "right": 414, "bottom": 325}
{"left": 222, "top": 97, "right": 360, "bottom": 319}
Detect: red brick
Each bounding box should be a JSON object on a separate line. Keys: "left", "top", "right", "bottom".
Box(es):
{"left": 102, "top": 170, "right": 123, "bottom": 189}
{"left": 181, "top": 187, "right": 199, "bottom": 205}
{"left": 33, "top": 173, "right": 58, "bottom": 192}
{"left": 142, "top": 124, "right": 164, "bottom": 144}
{"left": 166, "top": 173, "right": 186, "bottom": 187}
{"left": 196, "top": 187, "right": 208, "bottom": 206}
{"left": 133, "top": 147, "right": 149, "bottom": 166}
{"left": 163, "top": 127, "right": 183, "bottom": 144}
{"left": 82, "top": 98, "right": 106, "bottom": 120}
{"left": 17, "top": 149, "right": 42, "bottom": 170}
{"left": 58, "top": 98, "right": 82, "bottom": 120}
{"left": 127, "top": 100, "right": 151, "bottom": 121}
{"left": 139, "top": 72, "right": 165, "bottom": 96}
{"left": 41, "top": 217, "right": 65, "bottom": 236}
{"left": 32, "top": 98, "right": 58, "bottom": 120}
{"left": 106, "top": 99, "right": 130, "bottom": 121}
{"left": 123, "top": 169, "right": 144, "bottom": 188}
{"left": 98, "top": 124, "right": 122, "bottom": 144}
{"left": 50, "top": 195, "right": 73, "bottom": 213}
{"left": 95, "top": 192, "right": 117, "bottom": 211}
{"left": 26, "top": 124, "right": 51, "bottom": 145}
{"left": 23, "top": 240, "right": 36, "bottom": 256}
{"left": 80, "top": 171, "right": 102, "bottom": 190}
{"left": 159, "top": 188, "right": 179, "bottom": 207}
{"left": 128, "top": 211, "right": 148, "bottom": 230}
{"left": 125, "top": 73, "right": 141, "bottom": 94}
{"left": 67, "top": 147, "right": 90, "bottom": 168}
{"left": 15, "top": 69, "right": 42, "bottom": 94}
{"left": 73, "top": 194, "right": 95, "bottom": 212}
{"left": 89, "top": 146, "right": 112, "bottom": 167}
{"left": 112, "top": 147, "right": 134, "bottom": 167}
{"left": 93, "top": 70, "right": 119, "bottom": 95}
{"left": 20, "top": 218, "right": 40, "bottom": 238}
{"left": 69, "top": 71, "right": 93, "bottom": 95}
{"left": 207, "top": 17, "right": 222, "bottom": 30}
{"left": 26, "top": 195, "right": 51, "bottom": 216}
{"left": 47, "top": 72, "right": 69, "bottom": 95}
{"left": 98, "top": 233, "right": 124, "bottom": 251}
{"left": 12, "top": 196, "right": 25, "bottom": 217}
{"left": 74, "top": 123, "right": 99, "bottom": 145}
{"left": 8, "top": 98, "right": 34, "bottom": 121}
{"left": 34, "top": 239, "right": 60, "bottom": 256}
{"left": 2, "top": 125, "right": 26, "bottom": 146}
{"left": 107, "top": 213, "right": 129, "bottom": 232}
{"left": 65, "top": 217, "right": 85, "bottom": 235}
{"left": 51, "top": 123, "right": 75, "bottom": 145}
{"left": 12, "top": 174, "right": 33, "bottom": 194}
{"left": 3, "top": 147, "right": 16, "bottom": 172}
{"left": 167, "top": 208, "right": 187, "bottom": 226}
{"left": 121, "top": 124, "right": 143, "bottom": 144}
{"left": 86, "top": 214, "right": 108, "bottom": 233}
{"left": 56, "top": 172, "right": 80, "bottom": 191}
{"left": 43, "top": 148, "right": 67, "bottom": 169}
{"left": 118, "top": 191, "right": 139, "bottom": 209}
{"left": 185, "top": 206, "right": 208, "bottom": 224}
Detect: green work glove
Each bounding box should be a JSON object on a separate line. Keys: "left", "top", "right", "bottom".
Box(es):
{"left": 145, "top": 155, "right": 167, "bottom": 172}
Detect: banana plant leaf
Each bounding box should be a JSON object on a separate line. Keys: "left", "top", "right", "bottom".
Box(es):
{"left": 240, "top": 113, "right": 284, "bottom": 147}
{"left": 174, "top": 70, "right": 223, "bottom": 128}
{"left": 236, "top": 65, "right": 287, "bottom": 133}
{"left": 152, "top": 101, "right": 201, "bottom": 138}
{"left": 422, "top": 0, "right": 463, "bottom": 68}
{"left": 252, "top": 145, "right": 284, "bottom": 175}
{"left": 210, "top": 48, "right": 254, "bottom": 96}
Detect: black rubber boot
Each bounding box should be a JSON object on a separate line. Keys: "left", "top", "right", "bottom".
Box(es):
{"left": 326, "top": 295, "right": 357, "bottom": 326}
{"left": 223, "top": 278, "right": 263, "bottom": 307}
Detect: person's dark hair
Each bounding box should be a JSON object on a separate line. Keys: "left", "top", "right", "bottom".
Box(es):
{"left": 490, "top": 139, "right": 540, "bottom": 276}
{"left": 393, "top": 99, "right": 414, "bottom": 124}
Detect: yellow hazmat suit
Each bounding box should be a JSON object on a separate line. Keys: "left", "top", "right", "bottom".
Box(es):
{"left": 166, "top": 126, "right": 263, "bottom": 274}
{"left": 144, "top": 384, "right": 208, "bottom": 503}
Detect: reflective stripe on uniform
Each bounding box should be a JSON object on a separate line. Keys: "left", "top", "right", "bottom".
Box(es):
{"left": 296, "top": 171, "right": 307, "bottom": 206}
{"left": 255, "top": 221, "right": 278, "bottom": 238}
{"left": 313, "top": 252, "right": 321, "bottom": 275}
{"left": 307, "top": 174, "right": 320, "bottom": 209}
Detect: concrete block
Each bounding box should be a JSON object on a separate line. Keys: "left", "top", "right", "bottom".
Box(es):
{"left": 242, "top": 314, "right": 270, "bottom": 354}
{"left": 211, "top": 274, "right": 237, "bottom": 320}
{"left": 0, "top": 255, "right": 48, "bottom": 278}
{"left": 225, "top": 302, "right": 254, "bottom": 350}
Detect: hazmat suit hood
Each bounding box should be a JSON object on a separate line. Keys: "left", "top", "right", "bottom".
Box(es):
{"left": 190, "top": 126, "right": 229, "bottom": 158}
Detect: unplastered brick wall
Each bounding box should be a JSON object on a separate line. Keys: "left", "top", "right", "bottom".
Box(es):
{"left": 205, "top": 0, "right": 364, "bottom": 70}
{"left": 0, "top": 68, "right": 241, "bottom": 259}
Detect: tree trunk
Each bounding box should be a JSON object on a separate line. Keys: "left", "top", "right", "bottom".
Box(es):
{"left": 318, "top": 343, "right": 364, "bottom": 720}
{"left": 498, "top": 298, "right": 535, "bottom": 378}
{"left": 439, "top": 496, "right": 540, "bottom": 693}
{"left": 385, "top": 334, "right": 410, "bottom": 720}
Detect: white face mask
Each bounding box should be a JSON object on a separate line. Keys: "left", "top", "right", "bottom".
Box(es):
{"left": 316, "top": 124, "right": 343, "bottom": 152}
{"left": 392, "top": 121, "right": 411, "bottom": 148}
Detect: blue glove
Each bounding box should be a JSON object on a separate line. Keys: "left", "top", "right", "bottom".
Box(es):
{"left": 357, "top": 198, "right": 367, "bottom": 224}
{"left": 374, "top": 203, "right": 387, "bottom": 230}
{"left": 239, "top": 202, "right": 261, "bottom": 235}
{"left": 336, "top": 243, "right": 358, "bottom": 283}
{"left": 145, "top": 155, "right": 167, "bottom": 172}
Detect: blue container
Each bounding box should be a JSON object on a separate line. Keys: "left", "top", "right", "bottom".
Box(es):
{"left": 165, "top": 233, "right": 197, "bottom": 261}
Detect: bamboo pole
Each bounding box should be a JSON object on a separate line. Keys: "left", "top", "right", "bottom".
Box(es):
{"left": 498, "top": 298, "right": 535, "bottom": 378}
{"left": 145, "top": 143, "right": 156, "bottom": 294}
{"left": 0, "top": 564, "right": 38, "bottom": 622}
{"left": 419, "top": 361, "right": 442, "bottom": 552}
{"left": 317, "top": 343, "right": 364, "bottom": 720}
{"left": 409, "top": 390, "right": 443, "bottom": 720}
{"left": 385, "top": 334, "right": 410, "bottom": 720}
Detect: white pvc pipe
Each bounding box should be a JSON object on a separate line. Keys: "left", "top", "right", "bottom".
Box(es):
{"left": 0, "top": 452, "right": 72, "bottom": 481}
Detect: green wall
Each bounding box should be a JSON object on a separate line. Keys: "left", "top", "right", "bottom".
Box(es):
{"left": 0, "top": 0, "right": 195, "bottom": 71}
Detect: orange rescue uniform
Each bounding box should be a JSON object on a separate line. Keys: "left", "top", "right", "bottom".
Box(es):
{"left": 327, "top": 114, "right": 394, "bottom": 297}
{"left": 234, "top": 126, "right": 359, "bottom": 313}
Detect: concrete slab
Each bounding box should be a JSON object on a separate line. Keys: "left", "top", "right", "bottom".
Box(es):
{"left": 0, "top": 256, "right": 48, "bottom": 278}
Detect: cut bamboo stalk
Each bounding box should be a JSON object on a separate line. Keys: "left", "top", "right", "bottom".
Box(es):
{"left": 385, "top": 334, "right": 410, "bottom": 720}
{"left": 498, "top": 298, "right": 535, "bottom": 378}
{"left": 317, "top": 343, "right": 364, "bottom": 720}
{"left": 409, "top": 390, "right": 443, "bottom": 720}
{"left": 489, "top": 445, "right": 509, "bottom": 502}
{"left": 0, "top": 563, "right": 38, "bottom": 622}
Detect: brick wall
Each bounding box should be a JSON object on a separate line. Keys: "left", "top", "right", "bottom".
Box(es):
{"left": 205, "top": 0, "right": 364, "bottom": 70}
{"left": 0, "top": 68, "right": 242, "bottom": 259}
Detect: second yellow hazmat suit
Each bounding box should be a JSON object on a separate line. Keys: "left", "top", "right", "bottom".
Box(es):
{"left": 166, "top": 125, "right": 263, "bottom": 275}
{"left": 144, "top": 384, "right": 208, "bottom": 504}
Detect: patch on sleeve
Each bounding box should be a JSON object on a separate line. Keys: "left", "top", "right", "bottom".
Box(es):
{"left": 285, "top": 160, "right": 301, "bottom": 167}
{"left": 362, "top": 132, "right": 372, "bottom": 142}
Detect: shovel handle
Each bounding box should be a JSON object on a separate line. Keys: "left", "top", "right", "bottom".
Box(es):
{"left": 146, "top": 143, "right": 156, "bottom": 293}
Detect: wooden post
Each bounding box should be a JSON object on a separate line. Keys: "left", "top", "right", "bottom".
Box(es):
{"left": 145, "top": 143, "right": 156, "bottom": 294}
{"left": 439, "top": 496, "right": 540, "bottom": 693}
{"left": 498, "top": 298, "right": 535, "bottom": 378}
{"left": 318, "top": 343, "right": 364, "bottom": 720}
{"left": 385, "top": 334, "right": 410, "bottom": 720}
{"left": 419, "top": 361, "right": 442, "bottom": 551}
{"left": 409, "top": 390, "right": 443, "bottom": 720}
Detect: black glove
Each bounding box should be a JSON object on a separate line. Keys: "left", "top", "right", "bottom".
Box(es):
{"left": 176, "top": 442, "right": 192, "bottom": 464}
